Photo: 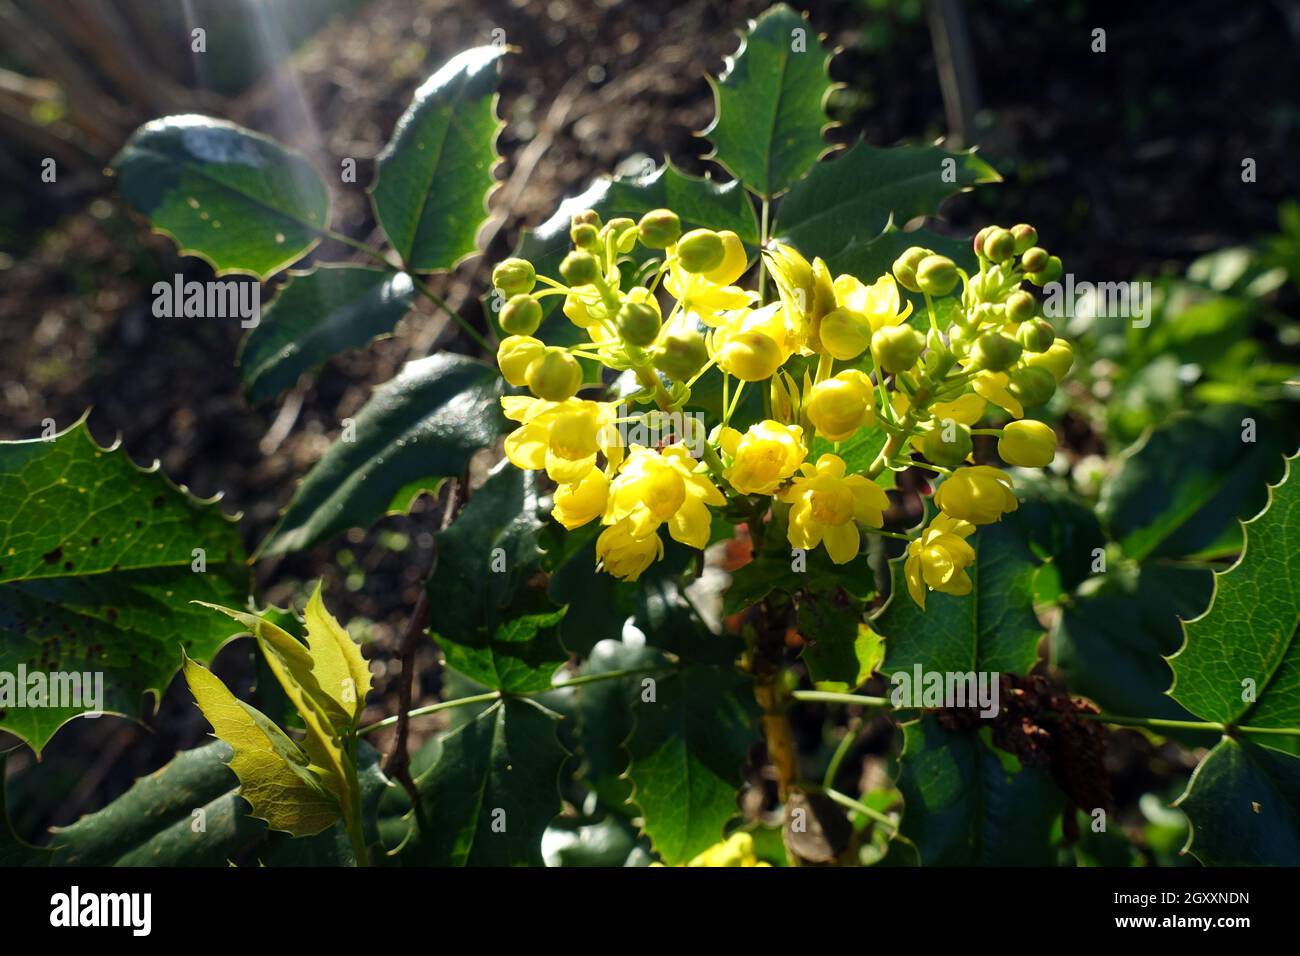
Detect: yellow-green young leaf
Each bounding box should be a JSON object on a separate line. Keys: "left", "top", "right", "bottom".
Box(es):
{"left": 183, "top": 656, "right": 340, "bottom": 836}
{"left": 304, "top": 583, "right": 372, "bottom": 726}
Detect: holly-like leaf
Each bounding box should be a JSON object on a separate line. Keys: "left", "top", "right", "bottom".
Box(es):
{"left": 49, "top": 740, "right": 390, "bottom": 866}
{"left": 1170, "top": 452, "right": 1300, "bottom": 728}
{"left": 876, "top": 520, "right": 1043, "bottom": 679}
{"left": 258, "top": 354, "right": 505, "bottom": 555}
{"left": 798, "top": 596, "right": 882, "bottom": 692}
{"left": 0, "top": 752, "right": 49, "bottom": 866}
{"left": 774, "top": 140, "right": 999, "bottom": 265}
{"left": 370, "top": 47, "right": 504, "bottom": 272}
{"left": 1175, "top": 736, "right": 1300, "bottom": 865}
{"left": 625, "top": 663, "right": 759, "bottom": 865}
{"left": 1098, "top": 404, "right": 1290, "bottom": 561}
{"left": 897, "top": 716, "right": 1064, "bottom": 865}
{"left": 0, "top": 421, "right": 247, "bottom": 754}
{"left": 111, "top": 114, "right": 329, "bottom": 279}
{"left": 302, "top": 583, "right": 373, "bottom": 726}
{"left": 238, "top": 265, "right": 415, "bottom": 403}
{"left": 704, "top": 4, "right": 833, "bottom": 198}
{"left": 401, "top": 697, "right": 567, "bottom": 866}
{"left": 183, "top": 654, "right": 341, "bottom": 837}
{"left": 498, "top": 164, "right": 759, "bottom": 346}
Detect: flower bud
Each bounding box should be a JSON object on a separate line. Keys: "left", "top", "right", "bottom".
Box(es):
{"left": 871, "top": 324, "right": 925, "bottom": 374}
{"left": 571, "top": 209, "right": 601, "bottom": 229}
{"left": 973, "top": 226, "right": 994, "bottom": 258}
{"left": 1027, "top": 255, "right": 1063, "bottom": 287}
{"left": 704, "top": 231, "right": 748, "bottom": 286}
{"left": 602, "top": 217, "right": 638, "bottom": 254}
{"left": 1005, "top": 290, "right": 1036, "bottom": 324}
{"left": 818, "top": 307, "right": 871, "bottom": 360}
{"left": 526, "top": 347, "right": 583, "bottom": 401}
{"left": 916, "top": 255, "right": 959, "bottom": 296}
{"left": 1016, "top": 317, "right": 1055, "bottom": 353}
{"left": 652, "top": 329, "right": 709, "bottom": 381}
{"left": 492, "top": 257, "right": 536, "bottom": 296}
{"left": 892, "top": 246, "right": 932, "bottom": 293}
{"left": 570, "top": 222, "right": 599, "bottom": 249}
{"left": 717, "top": 330, "right": 783, "bottom": 381}
{"left": 983, "top": 228, "right": 1016, "bottom": 262}
{"left": 972, "top": 330, "right": 1023, "bottom": 371}
{"left": 998, "top": 419, "right": 1057, "bottom": 468}
{"left": 1024, "top": 338, "right": 1074, "bottom": 381}
{"left": 805, "top": 371, "right": 875, "bottom": 442}
{"left": 560, "top": 250, "right": 600, "bottom": 286}
{"left": 500, "top": 293, "right": 543, "bottom": 336}
{"left": 637, "top": 208, "right": 681, "bottom": 249}
{"left": 1008, "top": 365, "right": 1057, "bottom": 408}
{"left": 1010, "top": 224, "right": 1038, "bottom": 254}
{"left": 949, "top": 321, "right": 977, "bottom": 350}
{"left": 616, "top": 300, "right": 661, "bottom": 347}
{"left": 497, "top": 335, "right": 545, "bottom": 387}
{"left": 677, "top": 228, "right": 726, "bottom": 274}
{"left": 1020, "top": 246, "right": 1048, "bottom": 274}
{"left": 920, "top": 421, "right": 973, "bottom": 468}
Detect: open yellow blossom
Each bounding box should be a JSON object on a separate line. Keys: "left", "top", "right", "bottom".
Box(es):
{"left": 832, "top": 272, "right": 912, "bottom": 332}
{"left": 605, "top": 445, "right": 724, "bottom": 549}
{"left": 972, "top": 370, "right": 1024, "bottom": 419}
{"left": 552, "top": 469, "right": 609, "bottom": 529}
{"left": 664, "top": 230, "right": 754, "bottom": 327}
{"left": 804, "top": 370, "right": 876, "bottom": 442}
{"left": 779, "top": 454, "right": 890, "bottom": 564}
{"left": 904, "top": 514, "right": 977, "bottom": 608}
{"left": 501, "top": 396, "right": 621, "bottom": 485}
{"left": 720, "top": 420, "right": 807, "bottom": 495}
{"left": 596, "top": 518, "right": 663, "bottom": 581}
{"left": 933, "top": 465, "right": 1018, "bottom": 525}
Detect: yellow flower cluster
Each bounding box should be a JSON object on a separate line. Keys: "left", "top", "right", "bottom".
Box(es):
{"left": 491, "top": 209, "right": 1073, "bottom": 606}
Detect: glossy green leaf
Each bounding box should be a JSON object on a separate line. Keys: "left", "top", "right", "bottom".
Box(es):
{"left": 625, "top": 662, "right": 758, "bottom": 865}
{"left": 239, "top": 266, "right": 415, "bottom": 403}
{"left": 1170, "top": 452, "right": 1300, "bottom": 727}
{"left": 704, "top": 4, "right": 832, "bottom": 197}
{"left": 897, "top": 716, "right": 1064, "bottom": 865}
{"left": 401, "top": 697, "right": 566, "bottom": 866}
{"left": 1098, "top": 405, "right": 1290, "bottom": 560}
{"left": 799, "top": 599, "right": 882, "bottom": 692}
{"left": 1176, "top": 736, "right": 1300, "bottom": 865}
{"left": 258, "top": 354, "right": 505, "bottom": 555}
{"left": 775, "top": 140, "right": 999, "bottom": 264}
{"left": 0, "top": 421, "right": 247, "bottom": 754}
{"left": 111, "top": 114, "right": 328, "bottom": 279}
{"left": 499, "top": 164, "right": 759, "bottom": 346}
{"left": 876, "top": 519, "right": 1043, "bottom": 678}
{"left": 370, "top": 47, "right": 504, "bottom": 271}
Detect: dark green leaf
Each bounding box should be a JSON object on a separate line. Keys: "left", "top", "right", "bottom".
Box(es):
{"left": 239, "top": 266, "right": 415, "bottom": 403}
{"left": 402, "top": 698, "right": 566, "bottom": 866}
{"left": 704, "top": 4, "right": 832, "bottom": 197}
{"left": 1176, "top": 737, "right": 1300, "bottom": 865}
{"left": 112, "top": 114, "right": 328, "bottom": 279}
{"left": 897, "top": 716, "right": 1064, "bottom": 865}
{"left": 370, "top": 47, "right": 504, "bottom": 271}
{"left": 258, "top": 354, "right": 504, "bottom": 555}
{"left": 0, "top": 752, "right": 49, "bottom": 866}
{"left": 798, "top": 592, "right": 881, "bottom": 691}
{"left": 0, "top": 421, "right": 247, "bottom": 754}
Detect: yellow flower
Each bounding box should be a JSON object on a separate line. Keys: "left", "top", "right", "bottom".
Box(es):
{"left": 497, "top": 335, "right": 545, "bottom": 387}
{"left": 1023, "top": 338, "right": 1075, "bottom": 382}
{"left": 765, "top": 242, "right": 836, "bottom": 354}
{"left": 684, "top": 832, "right": 770, "bottom": 867}
{"left": 664, "top": 230, "right": 754, "bottom": 327}
{"left": 998, "top": 419, "right": 1057, "bottom": 468}
{"left": 710, "top": 302, "right": 793, "bottom": 381}
{"left": 904, "top": 514, "right": 977, "bottom": 609}
{"left": 832, "top": 272, "right": 912, "bottom": 332}
{"left": 933, "top": 465, "right": 1018, "bottom": 525}
{"left": 720, "top": 420, "right": 807, "bottom": 495}
{"left": 804, "top": 370, "right": 876, "bottom": 442}
{"left": 552, "top": 469, "right": 609, "bottom": 529}
{"left": 501, "top": 397, "right": 621, "bottom": 485}
{"left": 779, "top": 454, "right": 890, "bottom": 564}
{"left": 972, "top": 370, "right": 1024, "bottom": 419}
{"left": 596, "top": 519, "right": 664, "bottom": 581}
{"left": 605, "top": 445, "right": 724, "bottom": 549}
{"left": 930, "top": 393, "right": 986, "bottom": 426}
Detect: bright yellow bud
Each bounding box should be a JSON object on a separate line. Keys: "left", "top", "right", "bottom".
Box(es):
{"left": 804, "top": 371, "right": 876, "bottom": 442}
{"left": 998, "top": 419, "right": 1057, "bottom": 468}
{"left": 933, "top": 465, "right": 1018, "bottom": 525}
{"left": 818, "top": 307, "right": 871, "bottom": 360}
{"left": 717, "top": 330, "right": 783, "bottom": 381}
{"left": 497, "top": 335, "right": 545, "bottom": 387}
